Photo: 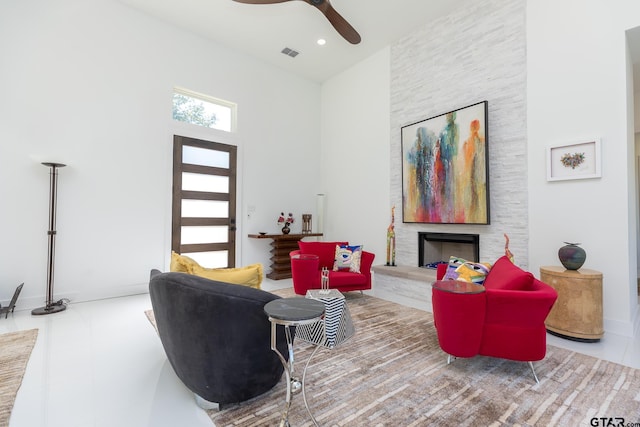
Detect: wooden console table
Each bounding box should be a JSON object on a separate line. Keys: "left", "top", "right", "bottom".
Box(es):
{"left": 540, "top": 266, "right": 603, "bottom": 342}
{"left": 249, "top": 233, "right": 323, "bottom": 280}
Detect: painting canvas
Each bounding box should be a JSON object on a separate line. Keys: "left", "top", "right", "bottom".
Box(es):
{"left": 401, "top": 101, "right": 490, "bottom": 224}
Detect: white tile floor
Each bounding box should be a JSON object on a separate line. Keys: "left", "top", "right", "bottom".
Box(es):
{"left": 2, "top": 278, "right": 639, "bottom": 427}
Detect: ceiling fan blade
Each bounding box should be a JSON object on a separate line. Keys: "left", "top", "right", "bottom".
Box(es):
{"left": 234, "top": 0, "right": 361, "bottom": 44}
{"left": 232, "top": 0, "right": 292, "bottom": 4}
{"left": 309, "top": 0, "right": 361, "bottom": 44}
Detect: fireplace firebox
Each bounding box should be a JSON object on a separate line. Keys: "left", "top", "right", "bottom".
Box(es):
{"left": 418, "top": 232, "right": 479, "bottom": 268}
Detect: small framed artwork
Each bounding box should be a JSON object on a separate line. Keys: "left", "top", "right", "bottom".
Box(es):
{"left": 547, "top": 139, "right": 601, "bottom": 181}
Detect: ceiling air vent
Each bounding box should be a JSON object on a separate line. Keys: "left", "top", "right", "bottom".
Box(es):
{"left": 281, "top": 47, "right": 300, "bottom": 58}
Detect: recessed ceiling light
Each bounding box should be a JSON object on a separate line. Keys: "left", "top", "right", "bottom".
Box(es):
{"left": 317, "top": 39, "right": 326, "bottom": 46}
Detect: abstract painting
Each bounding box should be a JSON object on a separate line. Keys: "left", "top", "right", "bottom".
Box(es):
{"left": 401, "top": 101, "right": 490, "bottom": 224}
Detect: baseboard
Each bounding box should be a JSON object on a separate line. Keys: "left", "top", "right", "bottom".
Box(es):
{"left": 11, "top": 282, "right": 149, "bottom": 313}
{"left": 602, "top": 316, "right": 636, "bottom": 338}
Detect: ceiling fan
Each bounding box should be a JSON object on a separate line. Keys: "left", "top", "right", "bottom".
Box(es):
{"left": 232, "top": 0, "right": 361, "bottom": 45}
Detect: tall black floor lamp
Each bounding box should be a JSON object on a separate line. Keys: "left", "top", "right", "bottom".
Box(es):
{"left": 32, "top": 162, "right": 67, "bottom": 315}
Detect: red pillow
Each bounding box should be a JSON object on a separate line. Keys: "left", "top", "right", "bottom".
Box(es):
{"left": 298, "top": 241, "right": 348, "bottom": 270}
{"left": 483, "top": 256, "right": 534, "bottom": 290}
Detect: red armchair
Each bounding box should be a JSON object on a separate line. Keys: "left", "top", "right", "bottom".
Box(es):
{"left": 290, "top": 241, "right": 375, "bottom": 295}
{"left": 432, "top": 256, "right": 558, "bottom": 382}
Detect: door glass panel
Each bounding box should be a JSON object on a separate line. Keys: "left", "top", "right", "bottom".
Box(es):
{"left": 181, "top": 226, "right": 228, "bottom": 244}
{"left": 183, "top": 146, "right": 229, "bottom": 168}
{"left": 187, "top": 251, "right": 229, "bottom": 268}
{"left": 174, "top": 135, "right": 236, "bottom": 268}
{"left": 182, "top": 173, "right": 229, "bottom": 193}
{"left": 181, "top": 200, "right": 228, "bottom": 218}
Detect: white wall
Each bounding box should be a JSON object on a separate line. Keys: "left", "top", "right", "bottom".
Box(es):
{"left": 323, "top": 0, "right": 639, "bottom": 337}
{"left": 389, "top": 0, "right": 528, "bottom": 267}
{"left": 319, "top": 48, "right": 391, "bottom": 260}
{"left": 3, "top": 0, "right": 639, "bottom": 338}
{"left": 0, "top": 0, "right": 321, "bottom": 307}
{"left": 636, "top": 132, "right": 640, "bottom": 273}
{"left": 636, "top": 89, "right": 640, "bottom": 133}
{"left": 527, "top": 0, "right": 640, "bottom": 336}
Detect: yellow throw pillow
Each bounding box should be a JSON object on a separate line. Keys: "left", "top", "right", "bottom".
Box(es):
{"left": 170, "top": 251, "right": 199, "bottom": 273}
{"left": 189, "top": 263, "right": 264, "bottom": 289}
{"left": 170, "top": 251, "right": 263, "bottom": 289}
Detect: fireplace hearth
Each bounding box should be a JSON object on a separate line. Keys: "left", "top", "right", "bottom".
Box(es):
{"left": 418, "top": 232, "right": 479, "bottom": 268}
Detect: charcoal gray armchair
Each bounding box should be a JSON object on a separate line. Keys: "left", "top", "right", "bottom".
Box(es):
{"left": 148, "top": 271, "right": 289, "bottom": 409}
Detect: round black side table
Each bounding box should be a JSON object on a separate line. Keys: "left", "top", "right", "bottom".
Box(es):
{"left": 264, "top": 297, "right": 325, "bottom": 427}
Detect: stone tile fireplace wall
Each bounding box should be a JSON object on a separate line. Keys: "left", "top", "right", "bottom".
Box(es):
{"left": 388, "top": 0, "right": 529, "bottom": 270}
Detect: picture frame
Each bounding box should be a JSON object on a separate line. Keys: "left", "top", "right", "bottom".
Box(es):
{"left": 401, "top": 101, "right": 490, "bottom": 225}
{"left": 546, "top": 139, "right": 601, "bottom": 181}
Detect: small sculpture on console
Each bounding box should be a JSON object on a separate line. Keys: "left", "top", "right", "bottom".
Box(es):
{"left": 302, "top": 214, "right": 312, "bottom": 234}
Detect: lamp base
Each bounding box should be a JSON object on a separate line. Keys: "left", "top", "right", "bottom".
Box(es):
{"left": 32, "top": 303, "right": 67, "bottom": 316}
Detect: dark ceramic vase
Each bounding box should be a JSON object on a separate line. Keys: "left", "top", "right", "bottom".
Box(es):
{"left": 281, "top": 224, "right": 291, "bottom": 235}
{"left": 558, "top": 242, "right": 586, "bottom": 270}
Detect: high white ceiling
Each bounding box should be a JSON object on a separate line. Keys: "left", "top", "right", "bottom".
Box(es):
{"left": 118, "top": 0, "right": 640, "bottom": 98}
{"left": 117, "top": 0, "right": 471, "bottom": 83}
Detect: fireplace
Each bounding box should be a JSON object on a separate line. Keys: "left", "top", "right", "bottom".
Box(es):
{"left": 418, "top": 232, "right": 480, "bottom": 268}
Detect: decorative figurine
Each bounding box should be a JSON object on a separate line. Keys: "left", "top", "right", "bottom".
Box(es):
{"left": 320, "top": 266, "right": 330, "bottom": 294}
{"left": 302, "top": 214, "right": 312, "bottom": 234}
{"left": 386, "top": 206, "right": 396, "bottom": 266}
{"left": 504, "top": 233, "right": 514, "bottom": 263}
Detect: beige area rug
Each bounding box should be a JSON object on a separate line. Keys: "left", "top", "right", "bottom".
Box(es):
{"left": 146, "top": 289, "right": 640, "bottom": 426}
{"left": 0, "top": 329, "right": 38, "bottom": 427}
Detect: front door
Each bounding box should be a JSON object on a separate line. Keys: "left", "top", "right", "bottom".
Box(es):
{"left": 172, "top": 135, "right": 237, "bottom": 268}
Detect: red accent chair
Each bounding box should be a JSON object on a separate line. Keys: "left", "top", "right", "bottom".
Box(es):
{"left": 290, "top": 241, "right": 375, "bottom": 295}
{"left": 432, "top": 256, "right": 558, "bottom": 382}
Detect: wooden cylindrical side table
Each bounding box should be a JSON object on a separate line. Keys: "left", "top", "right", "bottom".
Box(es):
{"left": 540, "top": 266, "right": 603, "bottom": 342}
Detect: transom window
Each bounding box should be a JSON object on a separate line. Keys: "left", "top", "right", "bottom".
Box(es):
{"left": 172, "top": 87, "right": 236, "bottom": 132}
